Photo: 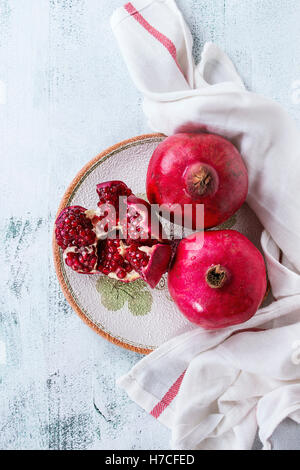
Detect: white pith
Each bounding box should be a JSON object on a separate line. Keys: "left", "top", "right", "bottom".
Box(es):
{"left": 108, "top": 271, "right": 140, "bottom": 282}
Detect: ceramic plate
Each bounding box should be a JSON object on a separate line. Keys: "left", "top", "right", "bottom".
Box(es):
{"left": 53, "top": 133, "right": 266, "bottom": 354}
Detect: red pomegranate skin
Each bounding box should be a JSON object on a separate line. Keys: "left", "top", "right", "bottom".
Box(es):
{"left": 146, "top": 133, "right": 248, "bottom": 229}
{"left": 168, "top": 230, "right": 267, "bottom": 329}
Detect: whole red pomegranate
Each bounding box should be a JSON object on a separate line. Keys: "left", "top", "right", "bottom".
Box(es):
{"left": 168, "top": 230, "right": 267, "bottom": 329}
{"left": 146, "top": 133, "right": 248, "bottom": 229}
{"left": 55, "top": 181, "right": 171, "bottom": 288}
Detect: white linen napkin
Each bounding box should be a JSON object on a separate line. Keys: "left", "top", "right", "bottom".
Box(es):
{"left": 111, "top": 0, "right": 300, "bottom": 450}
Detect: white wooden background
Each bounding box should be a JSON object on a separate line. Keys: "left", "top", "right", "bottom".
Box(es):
{"left": 1, "top": 0, "right": 300, "bottom": 450}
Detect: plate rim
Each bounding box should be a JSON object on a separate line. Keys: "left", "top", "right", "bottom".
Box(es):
{"left": 52, "top": 133, "right": 165, "bottom": 355}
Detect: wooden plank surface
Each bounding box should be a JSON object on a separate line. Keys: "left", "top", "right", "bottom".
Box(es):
{"left": 1, "top": 0, "right": 300, "bottom": 449}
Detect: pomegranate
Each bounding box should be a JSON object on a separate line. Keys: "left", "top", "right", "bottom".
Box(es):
{"left": 97, "top": 237, "right": 140, "bottom": 282}
{"left": 126, "top": 243, "right": 172, "bottom": 288}
{"left": 168, "top": 230, "right": 267, "bottom": 329}
{"left": 146, "top": 133, "right": 248, "bottom": 229}
{"left": 123, "top": 194, "right": 164, "bottom": 245}
{"left": 64, "top": 245, "right": 98, "bottom": 274}
{"left": 55, "top": 181, "right": 171, "bottom": 287}
{"left": 96, "top": 180, "right": 132, "bottom": 211}
{"left": 55, "top": 206, "right": 98, "bottom": 273}
{"left": 55, "top": 206, "right": 96, "bottom": 250}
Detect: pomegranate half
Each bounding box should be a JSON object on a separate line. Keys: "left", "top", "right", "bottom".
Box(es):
{"left": 146, "top": 133, "right": 248, "bottom": 229}
{"left": 168, "top": 230, "right": 267, "bottom": 329}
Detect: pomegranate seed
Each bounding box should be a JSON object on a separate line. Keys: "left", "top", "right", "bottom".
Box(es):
{"left": 117, "top": 269, "right": 126, "bottom": 279}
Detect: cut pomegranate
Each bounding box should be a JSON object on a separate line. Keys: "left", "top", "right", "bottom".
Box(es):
{"left": 87, "top": 204, "right": 118, "bottom": 239}
{"left": 126, "top": 243, "right": 172, "bottom": 288}
{"left": 55, "top": 206, "right": 96, "bottom": 250}
{"left": 55, "top": 206, "right": 97, "bottom": 274}
{"left": 92, "top": 188, "right": 165, "bottom": 244}
{"left": 64, "top": 245, "right": 98, "bottom": 274}
{"left": 96, "top": 181, "right": 132, "bottom": 211}
{"left": 55, "top": 181, "right": 172, "bottom": 287}
{"left": 123, "top": 194, "right": 164, "bottom": 245}
{"left": 97, "top": 238, "right": 139, "bottom": 282}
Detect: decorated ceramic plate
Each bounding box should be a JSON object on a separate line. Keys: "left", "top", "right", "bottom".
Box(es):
{"left": 53, "top": 133, "right": 267, "bottom": 354}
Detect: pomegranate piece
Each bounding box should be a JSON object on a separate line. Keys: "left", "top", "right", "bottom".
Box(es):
{"left": 96, "top": 181, "right": 132, "bottom": 210}
{"left": 126, "top": 243, "right": 172, "bottom": 288}
{"left": 168, "top": 230, "right": 267, "bottom": 329}
{"left": 64, "top": 245, "right": 98, "bottom": 274}
{"left": 146, "top": 133, "right": 248, "bottom": 229}
{"left": 55, "top": 206, "right": 96, "bottom": 250}
{"left": 97, "top": 238, "right": 139, "bottom": 283}
{"left": 92, "top": 181, "right": 132, "bottom": 239}
{"left": 55, "top": 205, "right": 97, "bottom": 274}
{"left": 123, "top": 194, "right": 165, "bottom": 245}
{"left": 93, "top": 184, "right": 165, "bottom": 244}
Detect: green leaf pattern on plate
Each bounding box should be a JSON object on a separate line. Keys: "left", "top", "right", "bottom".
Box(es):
{"left": 95, "top": 192, "right": 181, "bottom": 316}
{"left": 96, "top": 277, "right": 153, "bottom": 316}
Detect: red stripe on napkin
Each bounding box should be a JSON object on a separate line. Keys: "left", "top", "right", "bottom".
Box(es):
{"left": 150, "top": 370, "right": 186, "bottom": 419}
{"left": 124, "top": 2, "right": 183, "bottom": 73}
